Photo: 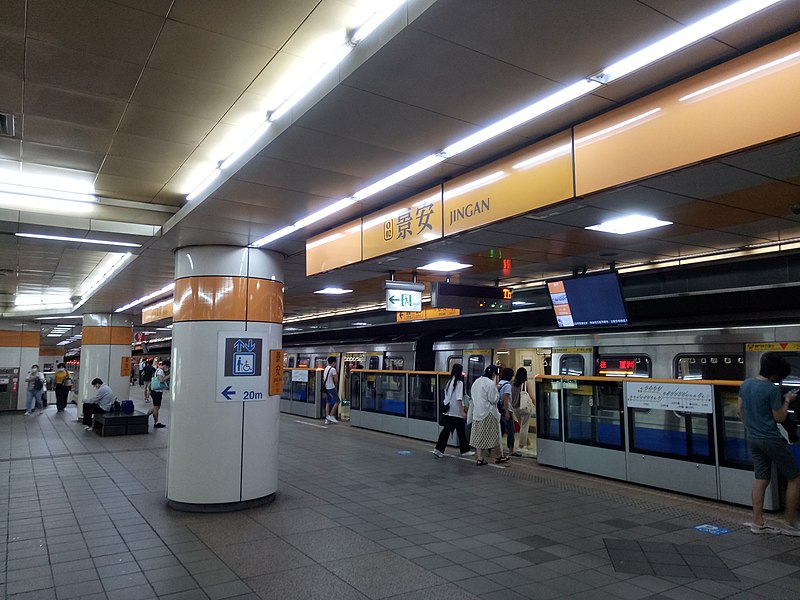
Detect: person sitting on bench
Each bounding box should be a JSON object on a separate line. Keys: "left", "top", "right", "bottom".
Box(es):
{"left": 83, "top": 378, "right": 114, "bottom": 430}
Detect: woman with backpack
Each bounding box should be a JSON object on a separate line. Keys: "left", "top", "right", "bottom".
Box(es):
{"left": 433, "top": 364, "right": 475, "bottom": 458}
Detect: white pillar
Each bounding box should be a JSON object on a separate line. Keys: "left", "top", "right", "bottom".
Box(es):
{"left": 168, "top": 246, "right": 283, "bottom": 511}
{"left": 78, "top": 314, "right": 133, "bottom": 418}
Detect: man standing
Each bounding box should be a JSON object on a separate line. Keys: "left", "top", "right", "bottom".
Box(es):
{"left": 738, "top": 354, "right": 800, "bottom": 535}
{"left": 141, "top": 359, "right": 156, "bottom": 403}
{"left": 82, "top": 378, "right": 114, "bottom": 429}
{"left": 24, "top": 364, "right": 45, "bottom": 415}
{"left": 323, "top": 356, "right": 339, "bottom": 424}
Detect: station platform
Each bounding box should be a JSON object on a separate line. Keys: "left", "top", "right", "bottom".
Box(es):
{"left": 1, "top": 388, "right": 800, "bottom": 599}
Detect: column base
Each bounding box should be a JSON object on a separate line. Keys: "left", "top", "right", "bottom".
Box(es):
{"left": 167, "top": 492, "right": 276, "bottom": 513}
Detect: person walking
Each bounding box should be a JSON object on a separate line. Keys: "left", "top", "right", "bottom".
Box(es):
{"left": 468, "top": 365, "right": 507, "bottom": 465}
{"left": 433, "top": 363, "right": 475, "bottom": 458}
{"left": 511, "top": 367, "right": 534, "bottom": 451}
{"left": 738, "top": 353, "right": 800, "bottom": 535}
{"left": 52, "top": 362, "right": 73, "bottom": 412}
{"left": 323, "top": 356, "right": 340, "bottom": 424}
{"left": 24, "top": 364, "right": 45, "bottom": 415}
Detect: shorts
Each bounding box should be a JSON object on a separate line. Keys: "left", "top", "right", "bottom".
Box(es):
{"left": 325, "top": 387, "right": 340, "bottom": 406}
{"left": 151, "top": 390, "right": 163, "bottom": 407}
{"left": 749, "top": 437, "right": 800, "bottom": 481}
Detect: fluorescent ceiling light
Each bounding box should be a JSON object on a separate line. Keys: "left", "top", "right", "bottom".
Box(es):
{"left": 142, "top": 298, "right": 172, "bottom": 311}
{"left": 36, "top": 315, "right": 83, "bottom": 320}
{"left": 269, "top": 45, "right": 353, "bottom": 123}
{"left": 220, "top": 121, "right": 271, "bottom": 171}
{"left": 314, "top": 287, "right": 353, "bottom": 295}
{"left": 251, "top": 225, "right": 299, "bottom": 248}
{"left": 14, "top": 303, "right": 74, "bottom": 312}
{"left": 586, "top": 215, "right": 672, "bottom": 234}
{"left": 15, "top": 233, "right": 141, "bottom": 248}
{"left": 294, "top": 197, "right": 357, "bottom": 229}
{"left": 679, "top": 49, "right": 800, "bottom": 101}
{"left": 115, "top": 282, "right": 176, "bottom": 313}
{"left": 595, "top": 0, "right": 784, "bottom": 82}
{"left": 440, "top": 79, "right": 602, "bottom": 158}
{"left": 350, "top": 0, "right": 406, "bottom": 44}
{"left": 73, "top": 253, "right": 133, "bottom": 311}
{"left": 352, "top": 322, "right": 369, "bottom": 326}
{"left": 0, "top": 192, "right": 94, "bottom": 214}
{"left": 0, "top": 182, "right": 96, "bottom": 203}
{"left": 16, "top": 295, "right": 71, "bottom": 306}
{"left": 352, "top": 154, "right": 444, "bottom": 201}
{"left": 186, "top": 168, "right": 221, "bottom": 202}
{"left": 418, "top": 261, "right": 471, "bottom": 272}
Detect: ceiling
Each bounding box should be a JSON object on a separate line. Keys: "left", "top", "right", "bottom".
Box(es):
{"left": 1, "top": 0, "right": 799, "bottom": 349}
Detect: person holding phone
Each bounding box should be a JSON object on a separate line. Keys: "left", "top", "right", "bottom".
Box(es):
{"left": 738, "top": 354, "right": 800, "bottom": 535}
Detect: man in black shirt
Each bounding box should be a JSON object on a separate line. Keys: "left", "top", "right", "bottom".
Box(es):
{"left": 141, "top": 359, "right": 156, "bottom": 403}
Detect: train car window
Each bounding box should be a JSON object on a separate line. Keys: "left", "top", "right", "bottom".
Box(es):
{"left": 385, "top": 357, "right": 404, "bottom": 370}
{"left": 287, "top": 356, "right": 296, "bottom": 368}
{"left": 297, "top": 355, "right": 310, "bottom": 368}
{"left": 368, "top": 356, "right": 380, "bottom": 369}
{"left": 559, "top": 355, "right": 584, "bottom": 376}
{"left": 314, "top": 357, "right": 327, "bottom": 369}
{"left": 466, "top": 355, "right": 485, "bottom": 391}
{"left": 446, "top": 355, "right": 461, "bottom": 373}
{"left": 674, "top": 354, "right": 744, "bottom": 380}
{"left": 596, "top": 355, "right": 650, "bottom": 377}
{"left": 762, "top": 352, "right": 800, "bottom": 386}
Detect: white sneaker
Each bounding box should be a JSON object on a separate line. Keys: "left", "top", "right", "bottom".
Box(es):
{"left": 782, "top": 524, "right": 800, "bottom": 537}
{"left": 328, "top": 416, "right": 339, "bottom": 423}
{"left": 750, "top": 522, "right": 781, "bottom": 534}
{"left": 460, "top": 450, "right": 476, "bottom": 457}
{"left": 324, "top": 416, "right": 332, "bottom": 423}
{"left": 433, "top": 449, "right": 444, "bottom": 458}
{"left": 23, "top": 411, "right": 32, "bottom": 416}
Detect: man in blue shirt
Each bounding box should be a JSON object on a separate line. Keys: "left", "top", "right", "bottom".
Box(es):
{"left": 82, "top": 378, "right": 115, "bottom": 429}
{"left": 738, "top": 354, "right": 799, "bottom": 535}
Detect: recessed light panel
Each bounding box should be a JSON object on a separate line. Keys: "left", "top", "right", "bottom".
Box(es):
{"left": 586, "top": 215, "right": 672, "bottom": 235}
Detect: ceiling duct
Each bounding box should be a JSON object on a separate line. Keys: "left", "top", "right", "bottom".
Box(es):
{"left": 0, "top": 113, "right": 15, "bottom": 137}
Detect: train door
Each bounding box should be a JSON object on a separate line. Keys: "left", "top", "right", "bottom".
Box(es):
{"left": 284, "top": 353, "right": 297, "bottom": 368}
{"left": 462, "top": 350, "right": 491, "bottom": 392}
{"left": 551, "top": 346, "right": 593, "bottom": 376}
{"left": 342, "top": 352, "right": 366, "bottom": 421}
{"left": 363, "top": 352, "right": 382, "bottom": 410}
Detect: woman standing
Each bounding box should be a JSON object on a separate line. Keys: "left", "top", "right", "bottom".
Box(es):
{"left": 511, "top": 367, "right": 534, "bottom": 452}
{"left": 433, "top": 364, "right": 475, "bottom": 458}
{"left": 468, "top": 365, "right": 508, "bottom": 465}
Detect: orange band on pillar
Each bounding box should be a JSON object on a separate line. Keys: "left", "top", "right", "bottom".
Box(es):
{"left": 247, "top": 279, "right": 283, "bottom": 324}
{"left": 173, "top": 276, "right": 283, "bottom": 323}
{"left": 0, "top": 331, "right": 38, "bottom": 347}
{"left": 39, "top": 348, "right": 64, "bottom": 356}
{"left": 83, "top": 326, "right": 133, "bottom": 346}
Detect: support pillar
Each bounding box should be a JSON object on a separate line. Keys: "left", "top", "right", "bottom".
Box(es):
{"left": 0, "top": 322, "right": 39, "bottom": 411}
{"left": 78, "top": 314, "right": 133, "bottom": 418}
{"left": 168, "top": 246, "right": 283, "bottom": 511}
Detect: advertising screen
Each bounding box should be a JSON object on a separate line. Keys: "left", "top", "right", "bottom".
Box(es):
{"left": 547, "top": 272, "right": 628, "bottom": 328}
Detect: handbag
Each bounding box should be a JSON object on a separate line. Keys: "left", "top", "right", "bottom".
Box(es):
{"left": 111, "top": 400, "right": 121, "bottom": 412}
{"left": 150, "top": 375, "right": 163, "bottom": 392}
{"left": 519, "top": 382, "right": 535, "bottom": 414}
{"left": 120, "top": 400, "right": 134, "bottom": 413}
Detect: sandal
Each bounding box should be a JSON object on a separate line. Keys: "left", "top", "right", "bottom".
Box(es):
{"left": 495, "top": 456, "right": 510, "bottom": 464}
{"left": 476, "top": 459, "right": 488, "bottom": 466}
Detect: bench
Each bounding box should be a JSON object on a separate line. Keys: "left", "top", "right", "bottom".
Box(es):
{"left": 92, "top": 411, "right": 149, "bottom": 436}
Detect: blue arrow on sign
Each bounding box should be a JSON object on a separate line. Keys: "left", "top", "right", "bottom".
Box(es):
{"left": 233, "top": 339, "right": 246, "bottom": 352}
{"left": 221, "top": 385, "right": 236, "bottom": 400}
{"left": 245, "top": 339, "right": 256, "bottom": 352}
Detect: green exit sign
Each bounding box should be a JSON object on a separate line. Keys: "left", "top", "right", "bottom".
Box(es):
{"left": 385, "top": 289, "right": 422, "bottom": 312}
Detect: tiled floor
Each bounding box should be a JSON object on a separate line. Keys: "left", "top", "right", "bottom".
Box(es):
{"left": 2, "top": 387, "right": 800, "bottom": 599}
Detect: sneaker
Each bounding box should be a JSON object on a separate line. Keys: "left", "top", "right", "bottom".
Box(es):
{"left": 153, "top": 423, "right": 166, "bottom": 429}
{"left": 24, "top": 411, "right": 32, "bottom": 416}
{"left": 511, "top": 452, "right": 522, "bottom": 457}
{"left": 460, "top": 450, "right": 476, "bottom": 457}
{"left": 782, "top": 524, "right": 800, "bottom": 536}
{"left": 83, "top": 425, "right": 93, "bottom": 431}
{"left": 433, "top": 449, "right": 444, "bottom": 458}
{"left": 328, "top": 416, "right": 339, "bottom": 423}
{"left": 324, "top": 416, "right": 332, "bottom": 423}
{"left": 750, "top": 522, "right": 781, "bottom": 534}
